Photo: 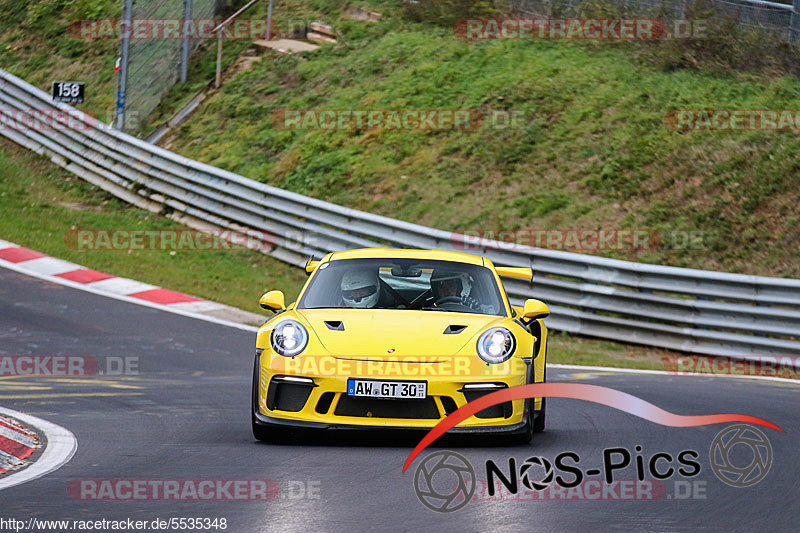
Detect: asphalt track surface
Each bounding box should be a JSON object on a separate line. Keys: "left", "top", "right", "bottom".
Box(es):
{"left": 0, "top": 266, "right": 798, "bottom": 532}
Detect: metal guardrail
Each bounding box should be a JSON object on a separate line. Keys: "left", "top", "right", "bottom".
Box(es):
{"left": 2, "top": 67, "right": 800, "bottom": 357}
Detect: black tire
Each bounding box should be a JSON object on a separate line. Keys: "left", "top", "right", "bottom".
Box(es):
{"left": 533, "top": 398, "right": 546, "bottom": 433}
{"left": 251, "top": 416, "right": 273, "bottom": 442}
{"left": 510, "top": 398, "right": 534, "bottom": 445}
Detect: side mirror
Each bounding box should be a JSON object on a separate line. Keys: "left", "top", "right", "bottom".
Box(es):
{"left": 260, "top": 290, "right": 285, "bottom": 313}
{"left": 305, "top": 256, "right": 320, "bottom": 275}
{"left": 522, "top": 299, "right": 549, "bottom": 321}
{"left": 495, "top": 266, "right": 533, "bottom": 281}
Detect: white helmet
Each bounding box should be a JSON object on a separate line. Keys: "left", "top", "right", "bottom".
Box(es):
{"left": 431, "top": 269, "right": 472, "bottom": 300}
{"left": 341, "top": 269, "right": 380, "bottom": 308}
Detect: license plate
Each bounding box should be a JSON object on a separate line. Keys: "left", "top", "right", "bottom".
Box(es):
{"left": 347, "top": 379, "right": 427, "bottom": 399}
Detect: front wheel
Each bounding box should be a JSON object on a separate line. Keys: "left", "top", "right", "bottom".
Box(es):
{"left": 511, "top": 398, "right": 535, "bottom": 445}
{"left": 251, "top": 416, "right": 273, "bottom": 442}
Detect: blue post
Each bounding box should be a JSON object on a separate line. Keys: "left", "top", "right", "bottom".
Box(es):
{"left": 114, "top": 0, "right": 132, "bottom": 130}
{"left": 266, "top": 0, "right": 274, "bottom": 39}
{"left": 180, "top": 0, "right": 193, "bottom": 82}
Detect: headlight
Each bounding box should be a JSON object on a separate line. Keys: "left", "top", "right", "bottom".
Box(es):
{"left": 476, "top": 327, "right": 516, "bottom": 364}
{"left": 271, "top": 320, "right": 308, "bottom": 357}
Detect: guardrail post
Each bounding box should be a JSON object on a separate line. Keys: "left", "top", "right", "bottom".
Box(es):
{"left": 267, "top": 0, "right": 274, "bottom": 40}
{"left": 215, "top": 30, "right": 223, "bottom": 89}
{"left": 210, "top": 0, "right": 260, "bottom": 90}
{"left": 113, "top": 0, "right": 133, "bottom": 130}
{"left": 180, "top": 0, "right": 193, "bottom": 83}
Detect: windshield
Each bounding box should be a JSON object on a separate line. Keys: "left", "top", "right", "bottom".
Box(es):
{"left": 298, "top": 258, "right": 506, "bottom": 316}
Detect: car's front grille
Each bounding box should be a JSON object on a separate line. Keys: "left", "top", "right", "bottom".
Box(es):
{"left": 440, "top": 395, "right": 459, "bottom": 415}
{"left": 315, "top": 392, "right": 335, "bottom": 414}
{"left": 333, "top": 395, "right": 440, "bottom": 419}
{"left": 462, "top": 388, "right": 512, "bottom": 419}
{"left": 266, "top": 379, "right": 314, "bottom": 412}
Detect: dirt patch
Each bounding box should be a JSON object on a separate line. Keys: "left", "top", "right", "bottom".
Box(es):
{"left": 58, "top": 201, "right": 104, "bottom": 212}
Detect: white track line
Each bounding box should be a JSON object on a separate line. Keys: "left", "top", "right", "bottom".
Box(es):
{"left": 0, "top": 408, "right": 77, "bottom": 491}
{"left": 0, "top": 260, "right": 258, "bottom": 333}
{"left": 169, "top": 300, "right": 227, "bottom": 313}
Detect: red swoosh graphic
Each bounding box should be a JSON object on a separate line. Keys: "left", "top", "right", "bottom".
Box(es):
{"left": 402, "top": 383, "right": 784, "bottom": 472}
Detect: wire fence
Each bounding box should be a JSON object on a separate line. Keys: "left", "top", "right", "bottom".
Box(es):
{"left": 509, "top": 0, "right": 798, "bottom": 40}
{"left": 119, "top": 0, "right": 218, "bottom": 132}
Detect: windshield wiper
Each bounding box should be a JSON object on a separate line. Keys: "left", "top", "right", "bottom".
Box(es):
{"left": 419, "top": 307, "right": 449, "bottom": 312}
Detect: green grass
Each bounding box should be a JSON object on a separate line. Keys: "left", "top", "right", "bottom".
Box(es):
{"left": 155, "top": 3, "right": 800, "bottom": 277}
{"left": 6, "top": 0, "right": 799, "bottom": 280}
{"left": 4, "top": 1, "right": 800, "bottom": 281}
{"left": 0, "top": 139, "right": 790, "bottom": 374}
{"left": 2, "top": 0, "right": 800, "bottom": 373}
{"left": 0, "top": 0, "right": 121, "bottom": 122}
{"left": 0, "top": 0, "right": 262, "bottom": 129}
{"left": 545, "top": 331, "right": 671, "bottom": 369}
{"left": 0, "top": 138, "right": 672, "bottom": 369}
{"left": 0, "top": 139, "right": 308, "bottom": 313}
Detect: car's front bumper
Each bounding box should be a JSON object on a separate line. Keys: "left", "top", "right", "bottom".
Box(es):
{"left": 252, "top": 408, "right": 529, "bottom": 435}
{"left": 254, "top": 352, "right": 540, "bottom": 432}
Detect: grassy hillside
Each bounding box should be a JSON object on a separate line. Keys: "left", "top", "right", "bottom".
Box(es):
{"left": 0, "top": 139, "right": 308, "bottom": 314}
{"left": 0, "top": 0, "right": 121, "bottom": 119}
{"left": 0, "top": 0, "right": 254, "bottom": 125}
{"left": 155, "top": 3, "right": 800, "bottom": 277}
{"left": 2, "top": 0, "right": 798, "bottom": 368}
{"left": 3, "top": 1, "right": 799, "bottom": 277}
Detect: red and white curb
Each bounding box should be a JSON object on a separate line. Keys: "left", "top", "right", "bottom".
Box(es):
{"left": 0, "top": 239, "right": 261, "bottom": 332}
{"left": 0, "top": 408, "right": 77, "bottom": 491}
{"left": 0, "top": 414, "right": 41, "bottom": 474}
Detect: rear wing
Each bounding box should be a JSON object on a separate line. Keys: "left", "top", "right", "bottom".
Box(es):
{"left": 494, "top": 266, "right": 533, "bottom": 281}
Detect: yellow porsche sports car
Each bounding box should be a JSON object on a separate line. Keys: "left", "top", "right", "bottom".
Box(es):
{"left": 251, "top": 248, "right": 550, "bottom": 443}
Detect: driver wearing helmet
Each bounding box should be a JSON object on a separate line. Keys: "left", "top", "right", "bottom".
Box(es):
{"left": 430, "top": 269, "right": 480, "bottom": 310}
{"left": 340, "top": 269, "right": 381, "bottom": 308}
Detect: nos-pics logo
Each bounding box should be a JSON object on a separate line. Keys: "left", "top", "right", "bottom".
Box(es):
{"left": 412, "top": 424, "right": 773, "bottom": 512}
{"left": 414, "top": 451, "right": 476, "bottom": 513}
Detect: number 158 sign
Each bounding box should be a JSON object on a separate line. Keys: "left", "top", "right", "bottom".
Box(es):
{"left": 52, "top": 81, "right": 85, "bottom": 103}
